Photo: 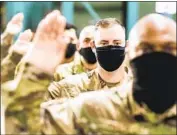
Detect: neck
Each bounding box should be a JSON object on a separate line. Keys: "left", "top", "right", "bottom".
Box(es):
{"left": 62, "top": 56, "right": 74, "bottom": 64}
{"left": 81, "top": 57, "right": 97, "bottom": 70}
{"left": 97, "top": 64, "right": 125, "bottom": 83}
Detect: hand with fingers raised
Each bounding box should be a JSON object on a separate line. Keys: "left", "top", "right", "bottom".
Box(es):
{"left": 5, "top": 12, "right": 24, "bottom": 35}
{"left": 24, "top": 10, "right": 68, "bottom": 75}
{"left": 9, "top": 29, "right": 33, "bottom": 55}
{"left": 1, "top": 13, "right": 24, "bottom": 58}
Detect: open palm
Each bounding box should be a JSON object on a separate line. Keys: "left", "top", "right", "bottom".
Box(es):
{"left": 24, "top": 10, "right": 68, "bottom": 75}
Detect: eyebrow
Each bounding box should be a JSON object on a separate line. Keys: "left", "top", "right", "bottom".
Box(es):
{"left": 84, "top": 38, "right": 92, "bottom": 42}
{"left": 84, "top": 37, "right": 92, "bottom": 40}
{"left": 100, "top": 40, "right": 109, "bottom": 43}
{"left": 113, "top": 40, "right": 122, "bottom": 42}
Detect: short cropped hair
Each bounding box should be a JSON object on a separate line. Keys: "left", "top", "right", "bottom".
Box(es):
{"left": 65, "top": 22, "right": 79, "bottom": 37}
{"left": 95, "top": 18, "right": 125, "bottom": 31}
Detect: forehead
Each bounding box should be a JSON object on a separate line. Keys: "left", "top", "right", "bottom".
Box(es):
{"left": 94, "top": 24, "right": 125, "bottom": 41}
{"left": 80, "top": 27, "right": 95, "bottom": 39}
{"left": 129, "top": 22, "right": 176, "bottom": 47}
{"left": 65, "top": 28, "right": 76, "bottom": 33}
{"left": 64, "top": 29, "right": 77, "bottom": 37}
{"left": 80, "top": 30, "right": 94, "bottom": 39}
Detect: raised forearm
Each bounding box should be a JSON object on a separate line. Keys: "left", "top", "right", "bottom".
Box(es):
{"left": 1, "top": 32, "right": 14, "bottom": 60}
{"left": 1, "top": 51, "right": 23, "bottom": 83}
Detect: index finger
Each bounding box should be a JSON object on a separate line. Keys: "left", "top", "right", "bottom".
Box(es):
{"left": 57, "top": 15, "right": 66, "bottom": 35}
{"left": 10, "top": 12, "right": 24, "bottom": 24}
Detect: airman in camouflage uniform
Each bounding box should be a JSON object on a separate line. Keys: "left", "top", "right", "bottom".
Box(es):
{"left": 40, "top": 14, "right": 177, "bottom": 134}
{"left": 47, "top": 18, "right": 131, "bottom": 100}
{"left": 54, "top": 25, "right": 97, "bottom": 81}
{"left": 48, "top": 67, "right": 129, "bottom": 100}
{"left": 1, "top": 29, "right": 33, "bottom": 84}
{"left": 1, "top": 13, "right": 24, "bottom": 60}
{"left": 2, "top": 10, "right": 68, "bottom": 134}
{"left": 1, "top": 29, "right": 34, "bottom": 134}
{"left": 1, "top": 12, "right": 28, "bottom": 135}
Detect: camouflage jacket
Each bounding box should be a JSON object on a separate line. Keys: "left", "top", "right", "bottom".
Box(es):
{"left": 1, "top": 31, "right": 14, "bottom": 60}
{"left": 1, "top": 30, "right": 23, "bottom": 84}
{"left": 54, "top": 52, "right": 90, "bottom": 81}
{"left": 2, "top": 61, "right": 53, "bottom": 134}
{"left": 1, "top": 51, "right": 23, "bottom": 84}
{"left": 41, "top": 82, "right": 176, "bottom": 134}
{"left": 47, "top": 67, "right": 130, "bottom": 100}
{"left": 2, "top": 52, "right": 84, "bottom": 133}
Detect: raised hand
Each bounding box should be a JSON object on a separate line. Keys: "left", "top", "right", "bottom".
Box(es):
{"left": 24, "top": 10, "right": 68, "bottom": 75}
{"left": 5, "top": 12, "right": 24, "bottom": 35}
{"left": 9, "top": 29, "right": 33, "bottom": 55}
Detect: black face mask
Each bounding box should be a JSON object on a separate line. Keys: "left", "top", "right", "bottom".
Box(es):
{"left": 96, "top": 45, "right": 125, "bottom": 72}
{"left": 79, "top": 47, "right": 97, "bottom": 64}
{"left": 65, "top": 43, "right": 76, "bottom": 59}
{"left": 130, "top": 52, "right": 177, "bottom": 114}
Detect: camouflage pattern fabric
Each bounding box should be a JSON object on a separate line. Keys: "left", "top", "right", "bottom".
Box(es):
{"left": 3, "top": 61, "right": 52, "bottom": 134}
{"left": 41, "top": 82, "right": 176, "bottom": 134}
{"left": 1, "top": 32, "right": 14, "bottom": 60}
{"left": 54, "top": 52, "right": 90, "bottom": 81}
{"left": 47, "top": 66, "right": 130, "bottom": 100}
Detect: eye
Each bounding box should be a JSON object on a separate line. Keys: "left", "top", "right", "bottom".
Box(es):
{"left": 114, "top": 42, "right": 121, "bottom": 45}
{"left": 101, "top": 42, "right": 107, "bottom": 45}
{"left": 84, "top": 38, "right": 91, "bottom": 43}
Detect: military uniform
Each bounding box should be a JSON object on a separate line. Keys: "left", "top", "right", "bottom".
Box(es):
{"left": 41, "top": 82, "right": 176, "bottom": 134}
{"left": 54, "top": 52, "right": 91, "bottom": 81}
{"left": 1, "top": 51, "right": 24, "bottom": 134}
{"left": 2, "top": 61, "right": 53, "bottom": 134}
{"left": 1, "top": 51, "right": 91, "bottom": 133}
{"left": 1, "top": 52, "right": 86, "bottom": 133}
{"left": 1, "top": 32, "right": 14, "bottom": 60}
{"left": 1, "top": 51, "right": 23, "bottom": 83}
{"left": 47, "top": 65, "right": 130, "bottom": 100}
{"left": 1, "top": 31, "right": 21, "bottom": 134}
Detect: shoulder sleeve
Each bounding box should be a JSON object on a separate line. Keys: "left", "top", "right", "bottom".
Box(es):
{"left": 47, "top": 73, "right": 89, "bottom": 100}
{"left": 74, "top": 88, "right": 137, "bottom": 134}
{"left": 54, "top": 62, "right": 74, "bottom": 81}
{"left": 2, "top": 61, "right": 53, "bottom": 99}
{"left": 1, "top": 51, "right": 23, "bottom": 83}
{"left": 1, "top": 32, "right": 14, "bottom": 60}
{"left": 40, "top": 99, "right": 77, "bottom": 134}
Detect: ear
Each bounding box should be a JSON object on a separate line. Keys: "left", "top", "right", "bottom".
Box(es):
{"left": 125, "top": 40, "right": 129, "bottom": 47}
{"left": 76, "top": 41, "right": 80, "bottom": 50}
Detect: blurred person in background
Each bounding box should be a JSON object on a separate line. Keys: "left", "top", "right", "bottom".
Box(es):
{"left": 1, "top": 13, "right": 80, "bottom": 134}
{"left": 1, "top": 12, "right": 33, "bottom": 134}
{"left": 41, "top": 13, "right": 176, "bottom": 135}
{"left": 1, "top": 13, "right": 24, "bottom": 60}
{"left": 61, "top": 23, "right": 78, "bottom": 64}
{"left": 54, "top": 25, "right": 97, "bottom": 81}
{"left": 1, "top": 29, "right": 33, "bottom": 83}
{"left": 2, "top": 10, "right": 68, "bottom": 134}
